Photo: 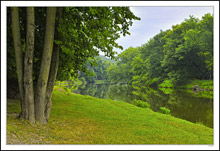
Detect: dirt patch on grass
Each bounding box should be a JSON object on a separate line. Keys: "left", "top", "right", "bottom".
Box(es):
{"left": 54, "top": 87, "right": 66, "bottom": 93}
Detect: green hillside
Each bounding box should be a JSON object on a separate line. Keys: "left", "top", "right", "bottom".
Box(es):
{"left": 7, "top": 86, "right": 213, "bottom": 144}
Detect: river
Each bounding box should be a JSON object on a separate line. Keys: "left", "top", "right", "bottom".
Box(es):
{"left": 72, "top": 83, "right": 213, "bottom": 128}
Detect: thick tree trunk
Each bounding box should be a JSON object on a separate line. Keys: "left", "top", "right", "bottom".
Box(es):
{"left": 23, "top": 7, "right": 35, "bottom": 123}
{"left": 11, "top": 7, "right": 26, "bottom": 118}
{"left": 35, "top": 7, "right": 57, "bottom": 124}
{"left": 44, "top": 8, "right": 62, "bottom": 122}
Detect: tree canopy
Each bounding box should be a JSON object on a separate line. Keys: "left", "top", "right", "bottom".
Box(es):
{"left": 107, "top": 14, "right": 213, "bottom": 87}
{"left": 7, "top": 7, "right": 140, "bottom": 124}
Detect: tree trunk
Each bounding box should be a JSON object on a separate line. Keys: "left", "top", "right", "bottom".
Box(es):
{"left": 44, "top": 8, "right": 62, "bottom": 122}
{"left": 11, "top": 7, "right": 26, "bottom": 119}
{"left": 35, "top": 7, "right": 57, "bottom": 124}
{"left": 23, "top": 7, "right": 35, "bottom": 123}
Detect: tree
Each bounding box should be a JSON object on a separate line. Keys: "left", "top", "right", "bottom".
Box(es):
{"left": 107, "top": 14, "right": 213, "bottom": 87}
{"left": 34, "top": 7, "right": 57, "bottom": 124}
{"left": 161, "top": 15, "right": 213, "bottom": 83}
{"left": 11, "top": 7, "right": 24, "bottom": 118}
{"left": 78, "top": 56, "right": 113, "bottom": 83}
{"left": 107, "top": 47, "right": 140, "bottom": 83}
{"left": 23, "top": 7, "right": 35, "bottom": 123}
{"left": 8, "top": 7, "right": 140, "bottom": 124}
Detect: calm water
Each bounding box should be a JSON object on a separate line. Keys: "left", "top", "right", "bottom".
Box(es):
{"left": 73, "top": 83, "right": 213, "bottom": 128}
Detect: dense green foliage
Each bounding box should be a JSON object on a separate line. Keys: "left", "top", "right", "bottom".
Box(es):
{"left": 158, "top": 80, "right": 175, "bottom": 88}
{"left": 79, "top": 56, "right": 114, "bottom": 83}
{"left": 107, "top": 14, "right": 213, "bottom": 87}
{"left": 131, "top": 99, "right": 150, "bottom": 108}
{"left": 7, "top": 7, "right": 140, "bottom": 82}
{"left": 7, "top": 87, "right": 213, "bottom": 144}
{"left": 160, "top": 107, "right": 171, "bottom": 114}
{"left": 107, "top": 47, "right": 140, "bottom": 83}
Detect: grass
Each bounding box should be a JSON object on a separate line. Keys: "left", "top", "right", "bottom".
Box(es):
{"left": 7, "top": 86, "right": 213, "bottom": 144}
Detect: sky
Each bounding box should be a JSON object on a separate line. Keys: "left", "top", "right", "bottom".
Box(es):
{"left": 110, "top": 6, "right": 213, "bottom": 55}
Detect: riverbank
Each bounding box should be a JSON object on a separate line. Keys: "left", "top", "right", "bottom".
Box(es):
{"left": 158, "top": 79, "right": 213, "bottom": 90}
{"left": 7, "top": 86, "right": 213, "bottom": 144}
{"left": 177, "top": 79, "right": 213, "bottom": 90}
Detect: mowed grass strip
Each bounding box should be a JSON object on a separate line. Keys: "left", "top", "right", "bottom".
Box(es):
{"left": 7, "top": 86, "right": 213, "bottom": 144}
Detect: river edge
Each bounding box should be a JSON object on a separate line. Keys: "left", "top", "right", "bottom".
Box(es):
{"left": 7, "top": 86, "right": 213, "bottom": 144}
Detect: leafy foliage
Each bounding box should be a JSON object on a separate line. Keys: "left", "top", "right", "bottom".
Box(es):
{"left": 107, "top": 47, "right": 141, "bottom": 83}
{"left": 56, "top": 7, "right": 140, "bottom": 80}
{"left": 7, "top": 7, "right": 140, "bottom": 83}
{"left": 158, "top": 79, "right": 175, "bottom": 88}
{"left": 160, "top": 107, "right": 171, "bottom": 114}
{"left": 107, "top": 14, "right": 213, "bottom": 87}
{"left": 79, "top": 56, "right": 114, "bottom": 83}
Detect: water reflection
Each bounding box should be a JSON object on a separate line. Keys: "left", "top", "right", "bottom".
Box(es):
{"left": 73, "top": 83, "right": 213, "bottom": 128}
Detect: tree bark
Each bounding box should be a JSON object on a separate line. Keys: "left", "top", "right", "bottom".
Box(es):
{"left": 11, "top": 7, "right": 26, "bottom": 119}
{"left": 44, "top": 8, "right": 62, "bottom": 122}
{"left": 24, "top": 7, "right": 35, "bottom": 123}
{"left": 35, "top": 7, "right": 57, "bottom": 124}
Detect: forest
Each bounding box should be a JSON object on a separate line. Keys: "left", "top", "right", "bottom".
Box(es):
{"left": 78, "top": 14, "right": 213, "bottom": 89}
{"left": 7, "top": 7, "right": 140, "bottom": 124}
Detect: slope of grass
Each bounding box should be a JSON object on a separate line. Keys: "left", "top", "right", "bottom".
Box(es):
{"left": 7, "top": 86, "right": 213, "bottom": 144}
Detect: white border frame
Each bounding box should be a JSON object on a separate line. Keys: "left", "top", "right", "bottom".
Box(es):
{"left": 1, "top": 1, "right": 219, "bottom": 150}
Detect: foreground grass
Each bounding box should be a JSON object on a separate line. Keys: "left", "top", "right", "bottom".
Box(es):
{"left": 7, "top": 86, "right": 213, "bottom": 144}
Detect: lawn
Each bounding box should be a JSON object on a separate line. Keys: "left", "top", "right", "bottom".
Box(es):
{"left": 7, "top": 86, "right": 213, "bottom": 144}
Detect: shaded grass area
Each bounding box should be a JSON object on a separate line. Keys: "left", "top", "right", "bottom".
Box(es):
{"left": 7, "top": 86, "right": 213, "bottom": 144}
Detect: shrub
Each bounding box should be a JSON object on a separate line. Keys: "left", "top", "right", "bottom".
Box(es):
{"left": 63, "top": 87, "right": 71, "bottom": 92}
{"left": 160, "top": 107, "right": 170, "bottom": 114}
{"left": 131, "top": 99, "right": 150, "bottom": 108}
{"left": 158, "top": 88, "right": 174, "bottom": 94}
{"left": 63, "top": 87, "right": 72, "bottom": 95}
{"left": 158, "top": 79, "right": 174, "bottom": 88}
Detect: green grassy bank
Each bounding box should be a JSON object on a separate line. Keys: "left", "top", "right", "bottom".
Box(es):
{"left": 7, "top": 86, "right": 213, "bottom": 144}
{"left": 177, "top": 80, "right": 213, "bottom": 90}
{"left": 158, "top": 79, "right": 213, "bottom": 90}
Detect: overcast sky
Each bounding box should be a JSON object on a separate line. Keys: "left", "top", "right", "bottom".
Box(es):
{"left": 110, "top": 6, "right": 213, "bottom": 55}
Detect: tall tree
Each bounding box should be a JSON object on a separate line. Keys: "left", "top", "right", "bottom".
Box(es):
{"left": 34, "top": 7, "right": 56, "bottom": 124}
{"left": 107, "top": 14, "right": 213, "bottom": 87}
{"left": 45, "top": 8, "right": 62, "bottom": 121}
{"left": 23, "top": 7, "right": 35, "bottom": 123}
{"left": 8, "top": 7, "right": 140, "bottom": 124}
{"left": 11, "top": 7, "right": 25, "bottom": 118}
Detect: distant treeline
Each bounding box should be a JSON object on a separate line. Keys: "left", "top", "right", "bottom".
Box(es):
{"left": 78, "top": 55, "right": 114, "bottom": 83}
{"left": 106, "top": 13, "right": 213, "bottom": 87}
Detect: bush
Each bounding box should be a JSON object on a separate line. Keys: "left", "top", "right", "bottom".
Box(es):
{"left": 131, "top": 99, "right": 150, "bottom": 108}
{"left": 158, "top": 88, "right": 174, "bottom": 94}
{"left": 160, "top": 107, "right": 170, "bottom": 114}
{"left": 63, "top": 87, "right": 72, "bottom": 95}
{"left": 158, "top": 79, "right": 174, "bottom": 88}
